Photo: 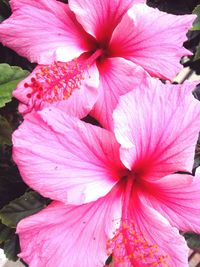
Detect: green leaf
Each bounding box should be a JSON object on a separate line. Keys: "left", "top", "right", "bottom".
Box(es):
{"left": 192, "top": 5, "right": 200, "bottom": 30}
{"left": 194, "top": 42, "right": 200, "bottom": 61}
{"left": 0, "top": 15, "right": 4, "bottom": 22}
{"left": 4, "top": 235, "right": 20, "bottom": 261}
{"left": 0, "top": 191, "right": 48, "bottom": 228}
{"left": 0, "top": 64, "right": 29, "bottom": 108}
{"left": 0, "top": 0, "right": 10, "bottom": 6}
{"left": 191, "top": 5, "right": 200, "bottom": 31}
{"left": 0, "top": 223, "right": 14, "bottom": 244}
{"left": 0, "top": 115, "right": 12, "bottom": 145}
{"left": 184, "top": 232, "right": 200, "bottom": 249}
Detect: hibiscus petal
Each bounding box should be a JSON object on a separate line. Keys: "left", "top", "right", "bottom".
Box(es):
{"left": 13, "top": 62, "right": 99, "bottom": 118}
{"left": 113, "top": 78, "right": 200, "bottom": 178}
{"left": 141, "top": 173, "right": 200, "bottom": 233}
{"left": 69, "top": 0, "right": 144, "bottom": 44}
{"left": 13, "top": 108, "right": 125, "bottom": 204}
{"left": 90, "top": 57, "right": 148, "bottom": 130}
{"left": 17, "top": 188, "right": 122, "bottom": 267}
{"left": 0, "top": 0, "right": 93, "bottom": 64}
{"left": 109, "top": 194, "right": 188, "bottom": 267}
{"left": 109, "top": 4, "right": 195, "bottom": 80}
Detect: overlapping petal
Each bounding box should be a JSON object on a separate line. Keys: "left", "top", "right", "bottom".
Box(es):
{"left": 90, "top": 57, "right": 148, "bottom": 130}
{"left": 13, "top": 63, "right": 99, "bottom": 118}
{"left": 113, "top": 78, "right": 200, "bottom": 179}
{"left": 110, "top": 193, "right": 188, "bottom": 267}
{"left": 13, "top": 108, "right": 125, "bottom": 204}
{"left": 69, "top": 0, "right": 145, "bottom": 44}
{"left": 0, "top": 0, "right": 93, "bottom": 64}
{"left": 17, "top": 187, "right": 122, "bottom": 267}
{"left": 109, "top": 4, "right": 195, "bottom": 80}
{"left": 141, "top": 173, "right": 200, "bottom": 233}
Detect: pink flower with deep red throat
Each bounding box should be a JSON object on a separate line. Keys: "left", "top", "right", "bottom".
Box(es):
{"left": 0, "top": 0, "right": 195, "bottom": 128}
{"left": 13, "top": 78, "right": 200, "bottom": 267}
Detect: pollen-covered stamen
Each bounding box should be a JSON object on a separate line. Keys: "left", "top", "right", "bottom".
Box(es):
{"left": 24, "top": 60, "right": 87, "bottom": 103}
{"left": 106, "top": 220, "right": 169, "bottom": 266}
{"left": 24, "top": 49, "right": 103, "bottom": 104}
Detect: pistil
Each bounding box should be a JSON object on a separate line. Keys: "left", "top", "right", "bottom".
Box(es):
{"left": 106, "top": 220, "right": 169, "bottom": 266}
{"left": 24, "top": 49, "right": 103, "bottom": 104}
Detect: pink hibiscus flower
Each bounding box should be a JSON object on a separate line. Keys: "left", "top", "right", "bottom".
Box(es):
{"left": 13, "top": 78, "right": 200, "bottom": 267}
{"left": 0, "top": 0, "right": 195, "bottom": 128}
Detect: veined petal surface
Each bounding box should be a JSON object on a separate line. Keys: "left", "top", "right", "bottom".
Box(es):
{"left": 114, "top": 78, "right": 200, "bottom": 178}
{"left": 0, "top": 0, "right": 93, "bottom": 64}
{"left": 13, "top": 108, "right": 125, "bottom": 204}
{"left": 109, "top": 4, "right": 195, "bottom": 80}
{"left": 17, "top": 187, "right": 122, "bottom": 267}
{"left": 142, "top": 173, "right": 200, "bottom": 233}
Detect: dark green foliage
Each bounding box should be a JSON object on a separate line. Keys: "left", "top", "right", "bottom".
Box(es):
{"left": 0, "top": 191, "right": 50, "bottom": 262}
{"left": 0, "top": 145, "right": 27, "bottom": 209}
{"left": 0, "top": 0, "right": 11, "bottom": 20}
{"left": 0, "top": 223, "right": 14, "bottom": 243}
{"left": 0, "top": 191, "right": 49, "bottom": 228}
{"left": 194, "top": 42, "right": 200, "bottom": 60}
{"left": 0, "top": 115, "right": 12, "bottom": 145}
{"left": 190, "top": 5, "right": 200, "bottom": 63}
{"left": 191, "top": 5, "right": 200, "bottom": 31}
{"left": 147, "top": 0, "right": 200, "bottom": 15}
{"left": 184, "top": 232, "right": 200, "bottom": 250}
{"left": 3, "top": 235, "right": 20, "bottom": 261}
